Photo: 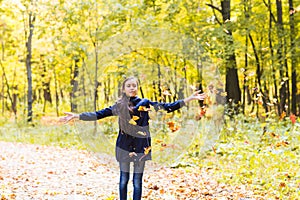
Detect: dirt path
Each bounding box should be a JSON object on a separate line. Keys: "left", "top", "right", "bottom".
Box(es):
{"left": 0, "top": 141, "right": 258, "bottom": 200}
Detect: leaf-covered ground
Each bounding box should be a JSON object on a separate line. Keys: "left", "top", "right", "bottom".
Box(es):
{"left": 0, "top": 141, "right": 260, "bottom": 200}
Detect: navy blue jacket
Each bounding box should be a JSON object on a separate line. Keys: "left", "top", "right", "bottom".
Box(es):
{"left": 79, "top": 96, "right": 185, "bottom": 162}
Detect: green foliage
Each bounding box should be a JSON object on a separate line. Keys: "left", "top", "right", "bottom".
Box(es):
{"left": 186, "top": 115, "right": 300, "bottom": 199}
{"left": 0, "top": 122, "right": 85, "bottom": 150}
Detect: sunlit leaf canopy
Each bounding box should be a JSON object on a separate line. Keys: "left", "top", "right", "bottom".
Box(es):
{"left": 3, "top": 0, "right": 298, "bottom": 117}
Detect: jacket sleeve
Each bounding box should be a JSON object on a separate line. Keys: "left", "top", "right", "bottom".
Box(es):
{"left": 149, "top": 99, "right": 186, "bottom": 113}
{"left": 133, "top": 98, "right": 186, "bottom": 113}
{"left": 79, "top": 106, "right": 115, "bottom": 121}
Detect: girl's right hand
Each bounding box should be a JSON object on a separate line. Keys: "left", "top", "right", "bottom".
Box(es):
{"left": 59, "top": 112, "right": 79, "bottom": 123}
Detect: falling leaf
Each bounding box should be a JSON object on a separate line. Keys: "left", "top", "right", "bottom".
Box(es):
{"left": 129, "top": 119, "right": 137, "bottom": 125}
{"left": 220, "top": 92, "right": 227, "bottom": 97}
{"left": 279, "top": 182, "right": 286, "bottom": 188}
{"left": 280, "top": 111, "right": 286, "bottom": 120}
{"left": 268, "top": 132, "right": 278, "bottom": 138}
{"left": 248, "top": 72, "right": 255, "bottom": 77}
{"left": 129, "top": 116, "right": 139, "bottom": 125}
{"left": 282, "top": 77, "right": 289, "bottom": 81}
{"left": 212, "top": 146, "right": 216, "bottom": 153}
{"left": 137, "top": 131, "right": 147, "bottom": 136}
{"left": 159, "top": 188, "right": 165, "bottom": 194}
{"left": 132, "top": 116, "right": 139, "bottom": 120}
{"left": 275, "top": 141, "right": 289, "bottom": 147}
{"left": 155, "top": 139, "right": 163, "bottom": 143}
{"left": 196, "top": 107, "right": 206, "bottom": 120}
{"left": 223, "top": 28, "right": 229, "bottom": 34}
{"left": 162, "top": 90, "right": 172, "bottom": 96}
{"left": 246, "top": 53, "right": 252, "bottom": 58}
{"left": 144, "top": 147, "right": 151, "bottom": 155}
{"left": 138, "top": 106, "right": 151, "bottom": 112}
{"left": 166, "top": 121, "right": 180, "bottom": 132}
{"left": 290, "top": 114, "right": 296, "bottom": 124}
{"left": 160, "top": 143, "right": 177, "bottom": 150}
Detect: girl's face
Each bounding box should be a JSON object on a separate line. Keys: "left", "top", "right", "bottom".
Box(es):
{"left": 123, "top": 78, "right": 138, "bottom": 97}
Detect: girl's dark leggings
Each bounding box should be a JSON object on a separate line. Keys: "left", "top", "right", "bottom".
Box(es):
{"left": 119, "top": 161, "right": 145, "bottom": 200}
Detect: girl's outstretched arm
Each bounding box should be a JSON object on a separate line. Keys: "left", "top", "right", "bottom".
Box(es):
{"left": 184, "top": 91, "right": 207, "bottom": 104}
{"left": 59, "top": 112, "right": 79, "bottom": 123}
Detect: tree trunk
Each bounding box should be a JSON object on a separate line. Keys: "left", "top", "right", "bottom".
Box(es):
{"left": 25, "top": 12, "right": 35, "bottom": 122}
{"left": 70, "top": 57, "right": 79, "bottom": 112}
{"left": 221, "top": 0, "right": 241, "bottom": 107}
{"left": 267, "top": 0, "right": 279, "bottom": 115}
{"left": 1, "top": 73, "right": 3, "bottom": 115}
{"left": 94, "top": 42, "right": 99, "bottom": 111}
{"left": 53, "top": 65, "right": 59, "bottom": 116}
{"left": 41, "top": 57, "right": 52, "bottom": 113}
{"left": 249, "top": 34, "right": 268, "bottom": 113}
{"left": 138, "top": 77, "right": 145, "bottom": 99}
{"left": 243, "top": 34, "right": 248, "bottom": 114}
{"left": 0, "top": 61, "right": 17, "bottom": 117}
{"left": 276, "top": 0, "right": 287, "bottom": 115}
{"left": 157, "top": 55, "right": 162, "bottom": 101}
{"left": 289, "top": 0, "right": 297, "bottom": 115}
{"left": 104, "top": 75, "right": 110, "bottom": 104}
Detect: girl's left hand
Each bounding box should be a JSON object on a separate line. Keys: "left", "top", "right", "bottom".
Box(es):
{"left": 59, "top": 112, "right": 79, "bottom": 123}
{"left": 184, "top": 91, "right": 207, "bottom": 104}
{"left": 191, "top": 90, "right": 207, "bottom": 101}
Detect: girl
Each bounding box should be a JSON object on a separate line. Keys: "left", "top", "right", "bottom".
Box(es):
{"left": 60, "top": 76, "right": 206, "bottom": 200}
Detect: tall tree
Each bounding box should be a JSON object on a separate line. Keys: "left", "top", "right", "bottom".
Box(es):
{"left": 289, "top": 0, "right": 297, "bottom": 115}
{"left": 221, "top": 0, "right": 241, "bottom": 106}
{"left": 70, "top": 57, "right": 80, "bottom": 112}
{"left": 0, "top": 61, "right": 17, "bottom": 117}
{"left": 25, "top": 2, "right": 36, "bottom": 122}
{"left": 207, "top": 0, "right": 241, "bottom": 108}
{"left": 276, "top": 0, "right": 287, "bottom": 115}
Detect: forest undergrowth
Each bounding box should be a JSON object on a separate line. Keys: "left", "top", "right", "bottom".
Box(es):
{"left": 0, "top": 113, "right": 299, "bottom": 199}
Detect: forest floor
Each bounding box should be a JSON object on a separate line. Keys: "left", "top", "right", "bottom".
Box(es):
{"left": 0, "top": 141, "right": 262, "bottom": 200}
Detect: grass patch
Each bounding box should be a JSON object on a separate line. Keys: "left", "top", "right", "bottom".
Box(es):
{"left": 0, "top": 122, "right": 86, "bottom": 150}
{"left": 185, "top": 115, "right": 300, "bottom": 199}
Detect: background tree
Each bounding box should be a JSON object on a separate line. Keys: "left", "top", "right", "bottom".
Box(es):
{"left": 25, "top": 1, "right": 36, "bottom": 122}
{"left": 207, "top": 0, "right": 241, "bottom": 111}
{"left": 289, "top": 0, "right": 297, "bottom": 115}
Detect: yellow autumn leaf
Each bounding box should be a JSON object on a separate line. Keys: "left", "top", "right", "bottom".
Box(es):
{"left": 132, "top": 115, "right": 139, "bottom": 120}
{"left": 144, "top": 147, "right": 151, "bottom": 155}
{"left": 220, "top": 92, "right": 227, "bottom": 96}
{"left": 155, "top": 139, "right": 163, "bottom": 143}
{"left": 282, "top": 77, "right": 289, "bottom": 81}
{"left": 138, "top": 106, "right": 147, "bottom": 111}
{"left": 129, "top": 119, "right": 137, "bottom": 125}
{"left": 129, "top": 115, "right": 139, "bottom": 125}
